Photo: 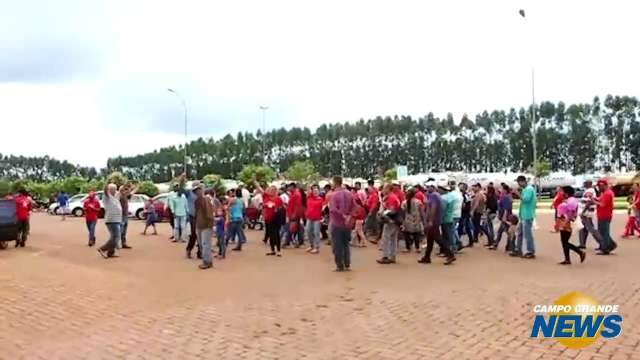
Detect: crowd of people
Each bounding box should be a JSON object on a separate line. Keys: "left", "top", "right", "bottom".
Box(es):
{"left": 4, "top": 173, "right": 633, "bottom": 271}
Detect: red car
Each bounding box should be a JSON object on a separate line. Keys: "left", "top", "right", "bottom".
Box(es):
{"left": 149, "top": 193, "right": 172, "bottom": 221}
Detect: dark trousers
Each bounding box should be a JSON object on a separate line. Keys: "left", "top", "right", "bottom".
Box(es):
{"left": 285, "top": 218, "right": 304, "bottom": 246}
{"left": 404, "top": 232, "right": 420, "bottom": 250}
{"left": 578, "top": 216, "right": 602, "bottom": 248}
{"left": 121, "top": 218, "right": 129, "bottom": 246}
{"left": 495, "top": 221, "right": 512, "bottom": 250}
{"left": 331, "top": 227, "right": 351, "bottom": 270}
{"left": 186, "top": 215, "right": 201, "bottom": 256}
{"left": 266, "top": 221, "right": 281, "bottom": 252}
{"left": 457, "top": 215, "right": 473, "bottom": 243}
{"left": 560, "top": 230, "right": 581, "bottom": 262}
{"left": 17, "top": 220, "right": 29, "bottom": 244}
{"left": 423, "top": 225, "right": 452, "bottom": 261}
{"left": 471, "top": 212, "right": 485, "bottom": 244}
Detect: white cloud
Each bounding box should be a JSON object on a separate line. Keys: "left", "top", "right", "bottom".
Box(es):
{"left": 1, "top": 0, "right": 638, "bottom": 168}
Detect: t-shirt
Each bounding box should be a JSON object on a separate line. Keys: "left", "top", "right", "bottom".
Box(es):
{"left": 366, "top": 190, "right": 380, "bottom": 214}
{"left": 305, "top": 194, "right": 324, "bottom": 221}
{"left": 241, "top": 188, "right": 251, "bottom": 208}
{"left": 450, "top": 190, "right": 463, "bottom": 218}
{"left": 441, "top": 192, "right": 456, "bottom": 224}
{"left": 57, "top": 194, "right": 69, "bottom": 207}
{"left": 262, "top": 193, "right": 283, "bottom": 223}
{"left": 120, "top": 194, "right": 129, "bottom": 217}
{"left": 519, "top": 185, "right": 537, "bottom": 221}
{"left": 229, "top": 198, "right": 245, "bottom": 221}
{"left": 286, "top": 189, "right": 303, "bottom": 219}
{"left": 103, "top": 192, "right": 122, "bottom": 224}
{"left": 596, "top": 189, "right": 614, "bottom": 221}
{"left": 427, "top": 191, "right": 443, "bottom": 227}
{"left": 15, "top": 195, "right": 32, "bottom": 221}
{"left": 83, "top": 196, "right": 101, "bottom": 222}
{"left": 498, "top": 194, "right": 513, "bottom": 220}
{"left": 580, "top": 188, "right": 596, "bottom": 218}
{"left": 383, "top": 193, "right": 401, "bottom": 212}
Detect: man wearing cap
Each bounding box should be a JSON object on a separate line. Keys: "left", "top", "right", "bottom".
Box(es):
{"left": 185, "top": 181, "right": 202, "bottom": 259}
{"left": 418, "top": 182, "right": 455, "bottom": 265}
{"left": 594, "top": 179, "right": 617, "bottom": 255}
{"left": 578, "top": 180, "right": 602, "bottom": 249}
{"left": 511, "top": 175, "right": 536, "bottom": 259}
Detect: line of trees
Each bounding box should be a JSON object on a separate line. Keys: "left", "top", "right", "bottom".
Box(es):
{"left": 1, "top": 95, "right": 638, "bottom": 184}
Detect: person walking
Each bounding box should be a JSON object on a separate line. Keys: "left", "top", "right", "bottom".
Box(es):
{"left": 352, "top": 196, "right": 368, "bottom": 247}
{"left": 439, "top": 184, "right": 458, "bottom": 257}
{"left": 595, "top": 179, "right": 617, "bottom": 255}
{"left": 490, "top": 184, "right": 513, "bottom": 251}
{"left": 330, "top": 176, "right": 354, "bottom": 271}
{"left": 449, "top": 180, "right": 463, "bottom": 252}
{"left": 285, "top": 183, "right": 304, "bottom": 248}
{"left": 119, "top": 185, "right": 135, "bottom": 250}
{"left": 57, "top": 191, "right": 69, "bottom": 221}
{"left": 83, "top": 191, "right": 101, "bottom": 246}
{"left": 510, "top": 175, "right": 537, "bottom": 259}
{"left": 418, "top": 182, "right": 455, "bottom": 265}
{"left": 401, "top": 188, "right": 423, "bottom": 253}
{"left": 551, "top": 186, "right": 565, "bottom": 233}
{"left": 194, "top": 185, "right": 214, "bottom": 269}
{"left": 305, "top": 184, "right": 324, "bottom": 254}
{"left": 457, "top": 183, "right": 473, "bottom": 247}
{"left": 97, "top": 183, "right": 122, "bottom": 259}
{"left": 578, "top": 180, "right": 602, "bottom": 249}
{"left": 484, "top": 184, "right": 498, "bottom": 246}
{"left": 470, "top": 183, "right": 488, "bottom": 245}
{"left": 377, "top": 184, "right": 401, "bottom": 264}
{"left": 557, "top": 186, "right": 586, "bottom": 265}
{"left": 170, "top": 188, "right": 189, "bottom": 246}
{"left": 186, "top": 180, "right": 202, "bottom": 259}
{"left": 229, "top": 188, "right": 247, "bottom": 251}
{"left": 142, "top": 197, "right": 158, "bottom": 235}
{"left": 255, "top": 181, "right": 285, "bottom": 256}
{"left": 14, "top": 188, "right": 35, "bottom": 248}
{"left": 365, "top": 180, "right": 380, "bottom": 240}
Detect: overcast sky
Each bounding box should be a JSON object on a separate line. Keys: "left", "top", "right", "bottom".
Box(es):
{"left": 1, "top": 0, "right": 638, "bottom": 168}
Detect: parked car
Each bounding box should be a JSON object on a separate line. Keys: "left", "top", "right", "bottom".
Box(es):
{"left": 0, "top": 198, "right": 18, "bottom": 249}
{"left": 128, "top": 194, "right": 149, "bottom": 220}
{"left": 48, "top": 194, "right": 87, "bottom": 215}
{"left": 150, "top": 193, "right": 172, "bottom": 221}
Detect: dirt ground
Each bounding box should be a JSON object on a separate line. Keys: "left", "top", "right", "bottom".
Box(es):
{"left": 1, "top": 213, "right": 639, "bottom": 360}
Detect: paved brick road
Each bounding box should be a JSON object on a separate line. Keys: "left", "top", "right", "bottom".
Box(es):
{"left": 1, "top": 213, "right": 638, "bottom": 359}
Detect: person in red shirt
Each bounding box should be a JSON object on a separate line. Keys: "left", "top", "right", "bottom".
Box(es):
{"left": 551, "top": 187, "right": 565, "bottom": 232}
{"left": 392, "top": 182, "right": 405, "bottom": 204}
{"left": 285, "top": 183, "right": 304, "bottom": 248}
{"left": 352, "top": 196, "right": 368, "bottom": 248}
{"left": 595, "top": 179, "right": 617, "bottom": 255}
{"left": 255, "top": 181, "right": 285, "bottom": 256}
{"left": 15, "top": 189, "right": 34, "bottom": 247}
{"left": 305, "top": 184, "right": 324, "bottom": 254}
{"left": 83, "top": 191, "right": 102, "bottom": 247}
{"left": 365, "top": 180, "right": 380, "bottom": 240}
{"left": 414, "top": 185, "right": 426, "bottom": 206}
{"left": 377, "top": 184, "right": 401, "bottom": 264}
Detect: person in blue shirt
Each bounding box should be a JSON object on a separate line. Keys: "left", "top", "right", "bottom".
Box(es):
{"left": 491, "top": 183, "right": 514, "bottom": 251}
{"left": 229, "top": 189, "right": 247, "bottom": 251}
{"left": 185, "top": 181, "right": 201, "bottom": 259}
{"left": 57, "top": 191, "right": 69, "bottom": 221}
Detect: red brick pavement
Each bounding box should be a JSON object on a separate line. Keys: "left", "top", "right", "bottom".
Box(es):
{"left": 0, "top": 213, "right": 639, "bottom": 359}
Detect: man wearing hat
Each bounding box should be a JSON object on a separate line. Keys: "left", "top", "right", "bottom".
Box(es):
{"left": 186, "top": 180, "right": 202, "bottom": 259}
{"left": 510, "top": 175, "right": 536, "bottom": 259}
{"left": 594, "top": 179, "right": 617, "bottom": 255}
{"left": 418, "top": 182, "right": 455, "bottom": 265}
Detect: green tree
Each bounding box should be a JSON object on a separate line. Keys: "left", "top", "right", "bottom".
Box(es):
{"left": 106, "top": 172, "right": 128, "bottom": 188}
{"left": 237, "top": 165, "right": 276, "bottom": 186}
{"left": 284, "top": 160, "right": 319, "bottom": 183}
{"left": 201, "top": 174, "right": 226, "bottom": 195}
{"left": 60, "top": 176, "right": 88, "bottom": 195}
{"left": 136, "top": 181, "right": 159, "bottom": 197}
{"left": 384, "top": 169, "right": 397, "bottom": 182}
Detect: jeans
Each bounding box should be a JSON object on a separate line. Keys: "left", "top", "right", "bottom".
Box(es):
{"left": 86, "top": 220, "right": 97, "bottom": 243}
{"left": 495, "top": 221, "right": 510, "bottom": 249}
{"left": 381, "top": 223, "right": 399, "bottom": 260}
{"left": 286, "top": 219, "right": 304, "bottom": 246}
{"left": 516, "top": 219, "right": 535, "bottom": 255}
{"left": 597, "top": 219, "right": 615, "bottom": 251}
{"left": 17, "top": 220, "right": 29, "bottom": 243}
{"left": 120, "top": 217, "right": 129, "bottom": 247}
{"left": 174, "top": 216, "right": 187, "bottom": 241}
{"left": 331, "top": 227, "right": 351, "bottom": 270}
{"left": 306, "top": 220, "right": 321, "bottom": 249}
{"left": 215, "top": 218, "right": 226, "bottom": 257}
{"left": 197, "top": 228, "right": 213, "bottom": 265}
{"left": 100, "top": 222, "right": 121, "bottom": 256}
{"left": 457, "top": 215, "right": 473, "bottom": 243}
{"left": 228, "top": 220, "right": 247, "bottom": 248}
{"left": 452, "top": 217, "right": 462, "bottom": 251}
{"left": 483, "top": 213, "right": 496, "bottom": 245}
{"left": 579, "top": 216, "right": 602, "bottom": 248}
{"left": 442, "top": 222, "right": 457, "bottom": 253}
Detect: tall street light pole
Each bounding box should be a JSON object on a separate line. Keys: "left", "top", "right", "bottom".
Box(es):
{"left": 519, "top": 9, "right": 537, "bottom": 174}
{"left": 168, "top": 88, "right": 188, "bottom": 176}
{"left": 260, "top": 106, "right": 269, "bottom": 164}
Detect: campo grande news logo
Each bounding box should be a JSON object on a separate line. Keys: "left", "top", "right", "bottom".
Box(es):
{"left": 530, "top": 291, "right": 623, "bottom": 349}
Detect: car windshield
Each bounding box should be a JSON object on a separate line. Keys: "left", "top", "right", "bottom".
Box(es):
{"left": 69, "top": 194, "right": 85, "bottom": 202}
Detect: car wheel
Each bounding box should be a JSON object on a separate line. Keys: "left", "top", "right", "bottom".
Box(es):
{"left": 0, "top": 241, "right": 7, "bottom": 250}
{"left": 53, "top": 206, "right": 60, "bottom": 215}
{"left": 136, "top": 209, "right": 145, "bottom": 220}
{"left": 73, "top": 208, "right": 84, "bottom": 217}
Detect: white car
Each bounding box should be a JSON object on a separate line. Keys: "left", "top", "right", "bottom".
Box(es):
{"left": 127, "top": 194, "right": 149, "bottom": 220}
{"left": 48, "top": 194, "right": 86, "bottom": 215}
{"left": 56, "top": 192, "right": 149, "bottom": 220}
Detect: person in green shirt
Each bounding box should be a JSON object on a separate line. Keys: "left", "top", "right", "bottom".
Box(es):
{"left": 511, "top": 175, "right": 536, "bottom": 259}
{"left": 439, "top": 184, "right": 458, "bottom": 254}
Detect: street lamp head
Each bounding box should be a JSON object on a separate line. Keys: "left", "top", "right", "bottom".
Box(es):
{"left": 167, "top": 88, "right": 175, "bottom": 93}
{"left": 260, "top": 106, "right": 269, "bottom": 110}
{"left": 519, "top": 9, "right": 526, "bottom": 18}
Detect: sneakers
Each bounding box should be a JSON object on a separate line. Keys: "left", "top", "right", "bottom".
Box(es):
{"left": 522, "top": 253, "right": 536, "bottom": 259}
{"left": 199, "top": 263, "right": 213, "bottom": 270}
{"left": 310, "top": 249, "right": 319, "bottom": 254}
{"left": 97, "top": 249, "right": 108, "bottom": 259}
{"left": 444, "top": 256, "right": 456, "bottom": 265}
{"left": 558, "top": 260, "right": 571, "bottom": 265}
{"left": 306, "top": 247, "right": 313, "bottom": 253}
{"left": 376, "top": 257, "right": 393, "bottom": 264}
{"left": 122, "top": 245, "right": 132, "bottom": 249}
{"left": 417, "top": 257, "right": 431, "bottom": 264}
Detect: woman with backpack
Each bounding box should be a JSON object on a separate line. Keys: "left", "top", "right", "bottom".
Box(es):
{"left": 557, "top": 186, "right": 586, "bottom": 265}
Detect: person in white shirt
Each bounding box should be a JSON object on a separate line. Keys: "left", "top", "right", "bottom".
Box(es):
{"left": 578, "top": 180, "right": 602, "bottom": 249}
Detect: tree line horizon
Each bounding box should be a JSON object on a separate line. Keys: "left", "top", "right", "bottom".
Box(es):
{"left": 1, "top": 94, "right": 638, "bottom": 183}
